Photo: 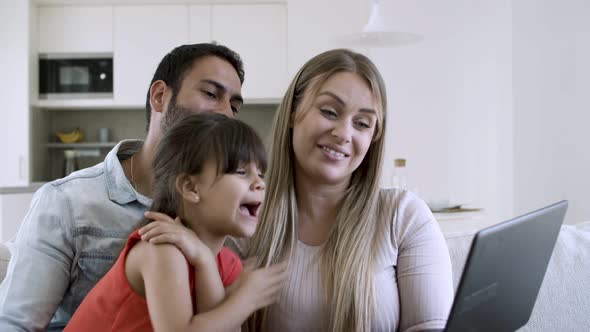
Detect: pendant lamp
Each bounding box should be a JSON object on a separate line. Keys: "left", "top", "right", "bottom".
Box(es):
{"left": 339, "top": 0, "right": 422, "bottom": 47}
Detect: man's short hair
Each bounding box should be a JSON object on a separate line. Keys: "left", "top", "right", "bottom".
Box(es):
{"left": 144, "top": 43, "right": 245, "bottom": 130}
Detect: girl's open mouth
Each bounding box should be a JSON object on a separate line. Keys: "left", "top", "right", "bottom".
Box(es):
{"left": 240, "top": 202, "right": 261, "bottom": 217}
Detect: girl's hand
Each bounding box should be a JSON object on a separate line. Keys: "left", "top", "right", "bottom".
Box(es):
{"left": 231, "top": 258, "right": 288, "bottom": 312}
{"left": 139, "top": 211, "right": 214, "bottom": 267}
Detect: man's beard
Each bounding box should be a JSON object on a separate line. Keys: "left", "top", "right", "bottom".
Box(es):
{"left": 161, "top": 92, "right": 193, "bottom": 133}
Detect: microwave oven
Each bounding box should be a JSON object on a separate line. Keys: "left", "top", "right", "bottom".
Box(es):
{"left": 39, "top": 53, "right": 113, "bottom": 99}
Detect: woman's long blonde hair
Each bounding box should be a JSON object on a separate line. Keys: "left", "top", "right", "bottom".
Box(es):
{"left": 246, "top": 49, "right": 388, "bottom": 332}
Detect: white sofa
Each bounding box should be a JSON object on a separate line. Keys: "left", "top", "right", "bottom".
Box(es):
{"left": 0, "top": 222, "right": 588, "bottom": 331}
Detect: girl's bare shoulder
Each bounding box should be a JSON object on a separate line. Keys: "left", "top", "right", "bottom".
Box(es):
{"left": 125, "top": 240, "right": 188, "bottom": 296}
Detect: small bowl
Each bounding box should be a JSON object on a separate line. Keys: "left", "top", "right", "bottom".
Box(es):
{"left": 428, "top": 199, "right": 451, "bottom": 211}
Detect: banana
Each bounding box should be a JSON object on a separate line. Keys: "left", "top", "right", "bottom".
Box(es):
{"left": 56, "top": 128, "right": 84, "bottom": 144}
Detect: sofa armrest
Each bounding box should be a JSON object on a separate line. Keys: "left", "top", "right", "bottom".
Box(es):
{"left": 0, "top": 242, "right": 11, "bottom": 283}
{"left": 517, "top": 221, "right": 590, "bottom": 331}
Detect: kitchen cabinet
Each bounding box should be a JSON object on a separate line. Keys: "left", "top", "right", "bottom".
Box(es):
{"left": 36, "top": 3, "right": 288, "bottom": 107}
{"left": 211, "top": 4, "right": 287, "bottom": 100}
{"left": 113, "top": 5, "right": 189, "bottom": 106}
{"left": 1, "top": 0, "right": 30, "bottom": 187}
{"left": 188, "top": 5, "right": 211, "bottom": 43}
{"left": 0, "top": 192, "right": 35, "bottom": 242}
{"left": 39, "top": 5, "right": 113, "bottom": 54}
{"left": 28, "top": 2, "right": 288, "bottom": 184}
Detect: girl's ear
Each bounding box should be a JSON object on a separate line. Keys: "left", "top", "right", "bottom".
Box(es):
{"left": 175, "top": 174, "right": 200, "bottom": 204}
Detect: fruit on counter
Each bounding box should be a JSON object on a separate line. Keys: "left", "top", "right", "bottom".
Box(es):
{"left": 55, "top": 128, "right": 84, "bottom": 143}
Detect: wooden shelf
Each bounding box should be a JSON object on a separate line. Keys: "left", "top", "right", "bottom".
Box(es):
{"left": 33, "top": 98, "right": 280, "bottom": 111}
{"left": 45, "top": 142, "right": 117, "bottom": 149}
{"left": 34, "top": 99, "right": 142, "bottom": 111}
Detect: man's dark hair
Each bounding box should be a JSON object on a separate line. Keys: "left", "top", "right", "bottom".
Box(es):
{"left": 144, "top": 43, "right": 245, "bottom": 130}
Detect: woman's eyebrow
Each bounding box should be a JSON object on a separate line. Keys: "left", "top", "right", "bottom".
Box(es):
{"left": 317, "top": 91, "right": 376, "bottom": 114}
{"left": 359, "top": 108, "right": 377, "bottom": 115}
{"left": 317, "top": 91, "right": 345, "bottom": 105}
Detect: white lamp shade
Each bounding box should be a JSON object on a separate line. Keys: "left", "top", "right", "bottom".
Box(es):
{"left": 338, "top": 0, "right": 422, "bottom": 48}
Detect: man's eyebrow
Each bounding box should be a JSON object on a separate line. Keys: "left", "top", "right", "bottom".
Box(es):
{"left": 202, "top": 79, "right": 243, "bottom": 105}
{"left": 318, "top": 91, "right": 376, "bottom": 114}
{"left": 202, "top": 79, "right": 226, "bottom": 91}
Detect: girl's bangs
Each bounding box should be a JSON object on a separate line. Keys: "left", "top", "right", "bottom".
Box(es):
{"left": 211, "top": 122, "right": 267, "bottom": 176}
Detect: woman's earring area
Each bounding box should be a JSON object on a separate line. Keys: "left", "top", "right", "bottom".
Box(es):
{"left": 194, "top": 193, "right": 200, "bottom": 203}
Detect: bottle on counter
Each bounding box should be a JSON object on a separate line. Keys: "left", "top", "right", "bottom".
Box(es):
{"left": 391, "top": 158, "right": 408, "bottom": 190}
{"left": 64, "top": 150, "right": 79, "bottom": 176}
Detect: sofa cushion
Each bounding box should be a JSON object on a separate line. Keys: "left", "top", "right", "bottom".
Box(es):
{"left": 517, "top": 221, "right": 590, "bottom": 331}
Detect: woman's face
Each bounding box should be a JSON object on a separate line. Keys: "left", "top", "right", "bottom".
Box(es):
{"left": 292, "top": 71, "right": 378, "bottom": 186}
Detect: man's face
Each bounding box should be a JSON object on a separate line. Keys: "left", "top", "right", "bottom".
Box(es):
{"left": 161, "top": 56, "right": 243, "bottom": 132}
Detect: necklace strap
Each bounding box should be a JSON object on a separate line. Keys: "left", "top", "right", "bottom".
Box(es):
{"left": 130, "top": 154, "right": 139, "bottom": 190}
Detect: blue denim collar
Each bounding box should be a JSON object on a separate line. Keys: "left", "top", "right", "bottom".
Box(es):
{"left": 104, "top": 140, "right": 152, "bottom": 207}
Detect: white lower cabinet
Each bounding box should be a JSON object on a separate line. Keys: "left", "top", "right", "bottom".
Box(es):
{"left": 0, "top": 192, "right": 34, "bottom": 242}
{"left": 1, "top": 0, "right": 29, "bottom": 188}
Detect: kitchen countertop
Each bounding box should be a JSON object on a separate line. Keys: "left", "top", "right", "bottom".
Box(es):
{"left": 0, "top": 182, "right": 46, "bottom": 194}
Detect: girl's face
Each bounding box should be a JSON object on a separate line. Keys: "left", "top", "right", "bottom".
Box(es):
{"left": 292, "top": 71, "right": 378, "bottom": 186}
{"left": 185, "top": 159, "right": 265, "bottom": 238}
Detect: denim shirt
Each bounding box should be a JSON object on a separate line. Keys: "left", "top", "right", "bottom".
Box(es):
{"left": 0, "top": 140, "right": 152, "bottom": 331}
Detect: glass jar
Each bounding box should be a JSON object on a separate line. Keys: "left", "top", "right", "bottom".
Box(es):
{"left": 391, "top": 158, "right": 408, "bottom": 190}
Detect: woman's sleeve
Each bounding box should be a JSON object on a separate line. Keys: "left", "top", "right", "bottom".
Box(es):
{"left": 393, "top": 192, "right": 454, "bottom": 332}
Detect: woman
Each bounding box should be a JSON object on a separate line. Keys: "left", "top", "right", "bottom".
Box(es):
{"left": 239, "top": 49, "right": 454, "bottom": 332}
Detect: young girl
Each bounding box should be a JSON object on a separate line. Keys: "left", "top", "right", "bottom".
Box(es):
{"left": 65, "top": 113, "right": 287, "bottom": 331}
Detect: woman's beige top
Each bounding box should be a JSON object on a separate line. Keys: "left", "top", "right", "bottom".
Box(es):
{"left": 228, "top": 189, "right": 454, "bottom": 332}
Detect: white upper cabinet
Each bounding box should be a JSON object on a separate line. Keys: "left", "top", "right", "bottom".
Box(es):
{"left": 211, "top": 4, "right": 287, "bottom": 100}
{"left": 189, "top": 5, "right": 211, "bottom": 43}
{"left": 39, "top": 6, "right": 113, "bottom": 53}
{"left": 113, "top": 6, "right": 189, "bottom": 106}
{"left": 35, "top": 3, "right": 288, "bottom": 106}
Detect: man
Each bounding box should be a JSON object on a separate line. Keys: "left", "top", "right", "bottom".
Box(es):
{"left": 0, "top": 43, "right": 245, "bottom": 331}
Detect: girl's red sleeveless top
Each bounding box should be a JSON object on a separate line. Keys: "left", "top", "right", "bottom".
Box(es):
{"left": 65, "top": 229, "right": 242, "bottom": 332}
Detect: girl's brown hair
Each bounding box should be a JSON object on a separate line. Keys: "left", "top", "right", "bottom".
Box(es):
{"left": 148, "top": 112, "right": 267, "bottom": 221}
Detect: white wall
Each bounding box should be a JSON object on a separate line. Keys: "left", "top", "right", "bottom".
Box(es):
{"left": 370, "top": 0, "right": 513, "bottom": 224}
{"left": 513, "top": 0, "right": 590, "bottom": 224}
{"left": 287, "top": 0, "right": 368, "bottom": 79}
